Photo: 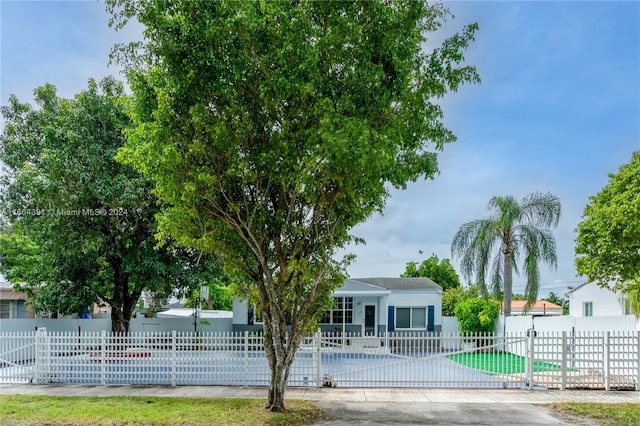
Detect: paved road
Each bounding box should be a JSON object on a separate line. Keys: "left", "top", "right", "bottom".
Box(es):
{"left": 2, "top": 385, "right": 638, "bottom": 425}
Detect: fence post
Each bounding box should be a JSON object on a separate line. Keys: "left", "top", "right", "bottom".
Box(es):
{"left": 636, "top": 331, "right": 640, "bottom": 392}
{"left": 171, "top": 331, "right": 177, "bottom": 387}
{"left": 561, "top": 331, "right": 567, "bottom": 391}
{"left": 100, "top": 330, "right": 106, "bottom": 386}
{"left": 34, "top": 330, "right": 40, "bottom": 384}
{"left": 604, "top": 332, "right": 610, "bottom": 391}
{"left": 34, "top": 328, "right": 48, "bottom": 384}
{"left": 527, "top": 330, "right": 535, "bottom": 390}
{"left": 316, "top": 329, "right": 322, "bottom": 388}
{"left": 244, "top": 331, "right": 249, "bottom": 387}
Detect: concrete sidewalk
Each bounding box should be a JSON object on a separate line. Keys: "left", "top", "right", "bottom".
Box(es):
{"left": 1, "top": 384, "right": 638, "bottom": 404}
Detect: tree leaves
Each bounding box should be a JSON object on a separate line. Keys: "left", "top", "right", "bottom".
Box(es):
{"left": 0, "top": 78, "right": 219, "bottom": 331}
{"left": 575, "top": 151, "right": 640, "bottom": 300}
{"left": 401, "top": 254, "right": 461, "bottom": 291}
{"left": 106, "top": 0, "right": 478, "bottom": 410}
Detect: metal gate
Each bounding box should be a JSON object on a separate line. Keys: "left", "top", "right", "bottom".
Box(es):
{"left": 319, "top": 333, "right": 529, "bottom": 388}
{"left": 0, "top": 332, "right": 35, "bottom": 384}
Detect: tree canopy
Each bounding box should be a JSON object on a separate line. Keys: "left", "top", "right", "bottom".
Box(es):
{"left": 0, "top": 78, "right": 214, "bottom": 331}
{"left": 107, "top": 0, "right": 478, "bottom": 410}
{"left": 401, "top": 254, "right": 461, "bottom": 290}
{"left": 451, "top": 192, "right": 561, "bottom": 316}
{"left": 575, "top": 151, "right": 640, "bottom": 316}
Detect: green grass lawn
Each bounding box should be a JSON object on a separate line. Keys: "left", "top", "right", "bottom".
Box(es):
{"left": 0, "top": 395, "right": 328, "bottom": 426}
{"left": 547, "top": 403, "right": 640, "bottom": 426}
{"left": 445, "top": 351, "right": 563, "bottom": 375}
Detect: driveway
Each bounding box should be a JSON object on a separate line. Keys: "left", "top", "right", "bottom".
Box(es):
{"left": 315, "top": 401, "right": 579, "bottom": 425}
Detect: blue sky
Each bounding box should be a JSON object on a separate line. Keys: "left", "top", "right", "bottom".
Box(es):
{"left": 1, "top": 1, "right": 639, "bottom": 298}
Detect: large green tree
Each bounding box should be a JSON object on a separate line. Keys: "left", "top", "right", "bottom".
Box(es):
{"left": 575, "top": 151, "right": 640, "bottom": 317}
{"left": 107, "top": 0, "right": 478, "bottom": 410}
{"left": 451, "top": 192, "right": 561, "bottom": 316}
{"left": 0, "top": 78, "right": 214, "bottom": 332}
{"left": 401, "top": 254, "right": 461, "bottom": 290}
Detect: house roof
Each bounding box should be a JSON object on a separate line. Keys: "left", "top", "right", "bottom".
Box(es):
{"left": 565, "top": 281, "right": 621, "bottom": 297}
{"left": 334, "top": 279, "right": 391, "bottom": 296}
{"left": 511, "top": 300, "right": 562, "bottom": 310}
{"left": 565, "top": 281, "right": 589, "bottom": 296}
{"left": 351, "top": 277, "right": 441, "bottom": 291}
{"left": 504, "top": 299, "right": 563, "bottom": 315}
{"left": 0, "top": 281, "right": 28, "bottom": 301}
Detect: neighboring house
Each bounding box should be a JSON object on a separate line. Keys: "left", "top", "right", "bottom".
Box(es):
{"left": 0, "top": 281, "right": 35, "bottom": 319}
{"left": 509, "top": 300, "right": 563, "bottom": 317}
{"left": 233, "top": 277, "right": 443, "bottom": 335}
{"left": 566, "top": 281, "right": 635, "bottom": 317}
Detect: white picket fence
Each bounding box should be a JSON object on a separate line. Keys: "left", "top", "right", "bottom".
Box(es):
{"left": 1, "top": 329, "right": 638, "bottom": 390}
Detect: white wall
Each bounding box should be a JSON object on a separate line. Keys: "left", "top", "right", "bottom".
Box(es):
{"left": 0, "top": 319, "right": 112, "bottom": 333}
{"left": 130, "top": 317, "right": 232, "bottom": 333}
{"left": 568, "top": 283, "right": 625, "bottom": 317}
{"left": 233, "top": 299, "right": 249, "bottom": 325}
{"left": 441, "top": 316, "right": 460, "bottom": 334}
{"left": 498, "top": 314, "right": 639, "bottom": 334}
{"left": 352, "top": 296, "right": 379, "bottom": 327}
{"left": 0, "top": 317, "right": 234, "bottom": 334}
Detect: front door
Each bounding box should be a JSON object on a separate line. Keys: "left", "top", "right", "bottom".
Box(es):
{"left": 364, "top": 305, "right": 376, "bottom": 336}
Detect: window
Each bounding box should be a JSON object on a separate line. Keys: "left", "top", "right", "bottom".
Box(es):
{"left": 319, "top": 297, "right": 353, "bottom": 324}
{"left": 0, "top": 300, "right": 17, "bottom": 319}
{"left": 623, "top": 298, "right": 635, "bottom": 316}
{"left": 583, "top": 301, "right": 593, "bottom": 317}
{"left": 395, "top": 307, "right": 426, "bottom": 329}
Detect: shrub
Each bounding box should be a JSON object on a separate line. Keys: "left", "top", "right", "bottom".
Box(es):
{"left": 454, "top": 298, "right": 500, "bottom": 334}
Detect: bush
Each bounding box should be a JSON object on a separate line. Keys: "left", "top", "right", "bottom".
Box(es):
{"left": 454, "top": 298, "right": 500, "bottom": 334}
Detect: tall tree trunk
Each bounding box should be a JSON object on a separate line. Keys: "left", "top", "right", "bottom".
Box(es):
{"left": 503, "top": 250, "right": 513, "bottom": 317}
{"left": 111, "top": 307, "right": 128, "bottom": 333}
{"left": 109, "top": 252, "right": 135, "bottom": 334}
{"left": 262, "top": 312, "right": 291, "bottom": 412}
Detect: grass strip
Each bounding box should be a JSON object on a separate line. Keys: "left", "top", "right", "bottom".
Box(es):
{"left": 546, "top": 402, "right": 640, "bottom": 426}
{"left": 0, "top": 395, "right": 328, "bottom": 426}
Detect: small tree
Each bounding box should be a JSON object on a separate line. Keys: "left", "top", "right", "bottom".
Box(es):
{"left": 454, "top": 298, "right": 500, "bottom": 335}
{"left": 441, "top": 284, "right": 481, "bottom": 316}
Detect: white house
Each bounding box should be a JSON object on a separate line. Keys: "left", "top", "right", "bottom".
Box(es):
{"left": 566, "top": 281, "right": 634, "bottom": 317}
{"left": 233, "top": 277, "right": 443, "bottom": 335}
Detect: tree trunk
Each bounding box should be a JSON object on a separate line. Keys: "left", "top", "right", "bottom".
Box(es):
{"left": 503, "top": 250, "right": 513, "bottom": 317}
{"left": 266, "top": 356, "right": 289, "bottom": 412}
{"left": 111, "top": 307, "right": 128, "bottom": 333}
{"left": 109, "top": 254, "right": 135, "bottom": 334}
{"left": 262, "top": 311, "right": 294, "bottom": 412}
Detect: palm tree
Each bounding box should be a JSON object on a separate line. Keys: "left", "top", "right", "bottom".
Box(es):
{"left": 451, "top": 192, "right": 561, "bottom": 316}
